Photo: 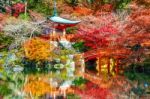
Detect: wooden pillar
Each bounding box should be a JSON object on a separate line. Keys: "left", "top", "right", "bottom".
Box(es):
{"left": 81, "top": 54, "right": 85, "bottom": 78}
{"left": 53, "top": 24, "right": 56, "bottom": 36}
{"left": 98, "top": 57, "right": 101, "bottom": 75}
{"left": 63, "top": 28, "right": 66, "bottom": 38}
{"left": 52, "top": 23, "right": 56, "bottom": 41}
{"left": 112, "top": 58, "right": 115, "bottom": 73}
{"left": 116, "top": 59, "right": 119, "bottom": 74}
{"left": 107, "top": 57, "right": 110, "bottom": 74}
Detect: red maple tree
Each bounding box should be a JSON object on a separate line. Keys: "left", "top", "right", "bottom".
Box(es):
{"left": 74, "top": 25, "right": 118, "bottom": 49}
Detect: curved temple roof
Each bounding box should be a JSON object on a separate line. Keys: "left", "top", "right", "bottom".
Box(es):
{"left": 48, "top": 16, "right": 80, "bottom": 24}
{"left": 47, "top": 0, "right": 80, "bottom": 24}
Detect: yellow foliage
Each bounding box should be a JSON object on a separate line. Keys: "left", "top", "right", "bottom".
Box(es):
{"left": 23, "top": 37, "right": 55, "bottom": 61}
{"left": 24, "top": 79, "right": 55, "bottom": 96}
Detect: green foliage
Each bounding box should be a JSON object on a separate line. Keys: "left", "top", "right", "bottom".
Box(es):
{"left": 103, "top": 0, "right": 110, "bottom": 3}
{"left": 124, "top": 58, "right": 150, "bottom": 82}
{"left": 72, "top": 42, "right": 88, "bottom": 52}
{"left": 87, "top": 0, "right": 93, "bottom": 4}
{"left": 13, "top": 0, "right": 22, "bottom": 3}
{"left": 124, "top": 58, "right": 150, "bottom": 96}
{"left": 65, "top": 0, "right": 79, "bottom": 7}
{"left": 73, "top": 77, "right": 87, "bottom": 86}
{"left": 0, "top": 55, "right": 25, "bottom": 98}
{"left": 22, "top": 59, "right": 52, "bottom": 74}
{"left": 66, "top": 27, "right": 78, "bottom": 34}
{"left": 0, "top": 82, "right": 12, "bottom": 96}
{"left": 18, "top": 13, "right": 31, "bottom": 20}
{"left": 0, "top": 33, "right": 14, "bottom": 51}
{"left": 60, "top": 49, "right": 76, "bottom": 55}
{"left": 67, "top": 94, "right": 81, "bottom": 99}
{"left": 124, "top": 71, "right": 150, "bottom": 82}
{"left": 131, "top": 86, "right": 145, "bottom": 96}
{"left": 115, "top": 0, "right": 131, "bottom": 9}
{"left": 27, "top": 0, "right": 53, "bottom": 15}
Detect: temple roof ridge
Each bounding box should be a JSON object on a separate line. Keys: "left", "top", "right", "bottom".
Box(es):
{"left": 48, "top": 0, "right": 80, "bottom": 24}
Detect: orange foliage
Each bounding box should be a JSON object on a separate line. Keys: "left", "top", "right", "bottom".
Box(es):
{"left": 23, "top": 37, "right": 54, "bottom": 61}
{"left": 141, "top": 40, "right": 150, "bottom": 47}
{"left": 130, "top": 9, "right": 150, "bottom": 29}
{"left": 73, "top": 7, "right": 92, "bottom": 16}
{"left": 100, "top": 4, "right": 113, "bottom": 12}
{"left": 24, "top": 79, "right": 54, "bottom": 96}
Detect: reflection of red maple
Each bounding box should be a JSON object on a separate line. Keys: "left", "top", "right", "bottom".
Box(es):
{"left": 74, "top": 81, "right": 111, "bottom": 99}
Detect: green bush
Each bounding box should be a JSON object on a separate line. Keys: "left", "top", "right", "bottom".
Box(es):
{"left": 124, "top": 58, "right": 150, "bottom": 82}
{"left": 115, "top": 0, "right": 131, "bottom": 9}
{"left": 0, "top": 33, "right": 14, "bottom": 51}
{"left": 0, "top": 82, "right": 12, "bottom": 96}
{"left": 73, "top": 77, "right": 87, "bottom": 86}
{"left": 67, "top": 94, "right": 80, "bottom": 99}
{"left": 18, "top": 13, "right": 31, "bottom": 20}
{"left": 72, "top": 42, "right": 89, "bottom": 52}
{"left": 27, "top": 0, "right": 53, "bottom": 15}
{"left": 66, "top": 27, "right": 78, "bottom": 34}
